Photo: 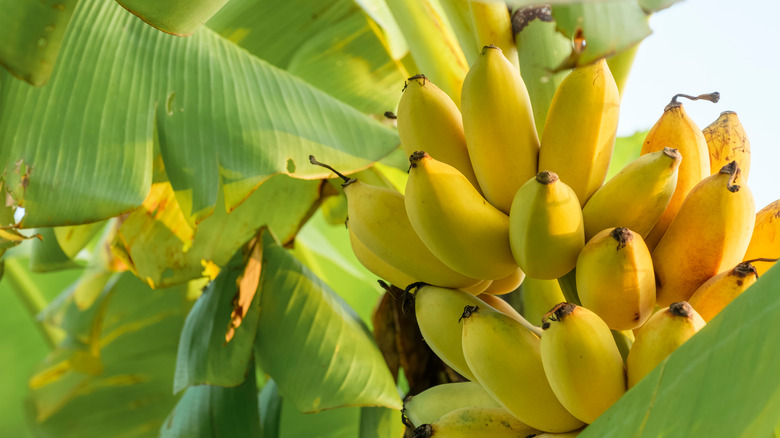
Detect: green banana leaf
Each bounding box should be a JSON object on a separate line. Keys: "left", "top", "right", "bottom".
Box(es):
{"left": 30, "top": 227, "right": 82, "bottom": 272}
{"left": 581, "top": 263, "right": 780, "bottom": 437}
{"left": 638, "top": 0, "right": 684, "bottom": 13}
{"left": 114, "top": 171, "right": 321, "bottom": 288}
{"left": 0, "top": 0, "right": 399, "bottom": 228}
{"left": 27, "top": 272, "right": 190, "bottom": 438}
{"left": 606, "top": 131, "right": 646, "bottom": 180}
{"left": 254, "top": 235, "right": 402, "bottom": 413}
{"left": 0, "top": 258, "right": 83, "bottom": 438}
{"left": 279, "top": 400, "right": 360, "bottom": 438}
{"left": 207, "top": 0, "right": 408, "bottom": 116}
{"left": 360, "top": 406, "right": 405, "bottom": 438}
{"left": 259, "top": 379, "right": 283, "bottom": 438}
{"left": 173, "top": 252, "right": 260, "bottom": 392}
{"left": 160, "top": 365, "right": 261, "bottom": 437}
{"left": 116, "top": 0, "right": 230, "bottom": 37}
{"left": 552, "top": 1, "right": 651, "bottom": 67}
{"left": 292, "top": 209, "right": 384, "bottom": 326}
{"left": 0, "top": 0, "right": 78, "bottom": 86}
{"left": 53, "top": 222, "right": 106, "bottom": 259}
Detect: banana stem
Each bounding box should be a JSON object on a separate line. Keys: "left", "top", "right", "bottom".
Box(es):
{"left": 2, "top": 257, "right": 63, "bottom": 349}
{"left": 557, "top": 269, "right": 581, "bottom": 306}
{"left": 309, "top": 155, "right": 356, "bottom": 187}
{"left": 670, "top": 92, "right": 720, "bottom": 104}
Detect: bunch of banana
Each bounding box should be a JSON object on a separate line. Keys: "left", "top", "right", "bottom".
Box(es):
{"left": 307, "top": 18, "right": 778, "bottom": 431}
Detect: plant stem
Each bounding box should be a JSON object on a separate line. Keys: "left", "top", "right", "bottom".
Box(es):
{"left": 3, "top": 257, "right": 63, "bottom": 349}
{"left": 557, "top": 268, "right": 581, "bottom": 306}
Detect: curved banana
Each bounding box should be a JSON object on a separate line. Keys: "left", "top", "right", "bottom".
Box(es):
{"left": 477, "top": 293, "right": 542, "bottom": 336}
{"left": 402, "top": 382, "right": 501, "bottom": 428}
{"left": 509, "top": 171, "right": 584, "bottom": 279}
{"left": 468, "top": 1, "right": 518, "bottom": 70}
{"left": 653, "top": 161, "right": 755, "bottom": 307}
{"left": 462, "top": 279, "right": 493, "bottom": 295}
{"left": 481, "top": 268, "right": 525, "bottom": 295}
{"left": 348, "top": 227, "right": 415, "bottom": 289}
{"left": 703, "top": 110, "right": 751, "bottom": 179}
{"left": 576, "top": 227, "right": 656, "bottom": 330}
{"left": 460, "top": 45, "right": 539, "bottom": 213}
{"left": 582, "top": 147, "right": 681, "bottom": 242}
{"left": 742, "top": 199, "right": 780, "bottom": 275}
{"left": 538, "top": 58, "right": 620, "bottom": 207}
{"left": 310, "top": 157, "right": 480, "bottom": 289}
{"left": 414, "top": 285, "right": 493, "bottom": 381}
{"left": 412, "top": 406, "right": 539, "bottom": 438}
{"left": 397, "top": 75, "right": 480, "bottom": 189}
{"left": 626, "top": 301, "right": 705, "bottom": 388}
{"left": 521, "top": 277, "right": 566, "bottom": 327}
{"left": 530, "top": 431, "right": 584, "bottom": 438}
{"left": 688, "top": 261, "right": 758, "bottom": 322}
{"left": 460, "top": 306, "right": 585, "bottom": 433}
{"left": 541, "top": 303, "right": 626, "bottom": 424}
{"left": 640, "top": 93, "right": 717, "bottom": 250}
{"left": 405, "top": 152, "right": 517, "bottom": 280}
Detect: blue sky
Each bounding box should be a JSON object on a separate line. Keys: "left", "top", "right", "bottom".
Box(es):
{"left": 618, "top": 0, "right": 780, "bottom": 209}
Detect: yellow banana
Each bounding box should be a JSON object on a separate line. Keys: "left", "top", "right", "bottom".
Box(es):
{"left": 438, "top": 0, "right": 479, "bottom": 65}
{"left": 412, "top": 406, "right": 540, "bottom": 437}
{"left": 460, "top": 305, "right": 585, "bottom": 433}
{"left": 541, "top": 303, "right": 626, "bottom": 424}
{"left": 348, "top": 227, "right": 415, "bottom": 289}
{"left": 402, "top": 382, "right": 501, "bottom": 428}
{"left": 529, "top": 431, "right": 583, "bottom": 437}
{"left": 653, "top": 161, "right": 755, "bottom": 307}
{"left": 460, "top": 45, "right": 539, "bottom": 213}
{"left": 538, "top": 58, "right": 620, "bottom": 207}
{"left": 576, "top": 227, "right": 656, "bottom": 330}
{"left": 477, "top": 293, "right": 542, "bottom": 336}
{"left": 688, "top": 261, "right": 759, "bottom": 322}
{"left": 640, "top": 93, "right": 718, "bottom": 250}
{"left": 742, "top": 199, "right": 780, "bottom": 275}
{"left": 462, "top": 279, "right": 493, "bottom": 295}
{"left": 397, "top": 75, "right": 480, "bottom": 189}
{"left": 480, "top": 268, "right": 525, "bottom": 295}
{"left": 626, "top": 301, "right": 705, "bottom": 388}
{"left": 405, "top": 152, "right": 517, "bottom": 280}
{"left": 582, "top": 147, "right": 681, "bottom": 242}
{"left": 703, "top": 110, "right": 751, "bottom": 179}
{"left": 509, "top": 171, "right": 584, "bottom": 279}
{"left": 521, "top": 278, "right": 566, "bottom": 327}
{"left": 414, "top": 285, "right": 499, "bottom": 381}
{"left": 468, "top": 1, "right": 519, "bottom": 70}
{"left": 310, "top": 157, "right": 480, "bottom": 289}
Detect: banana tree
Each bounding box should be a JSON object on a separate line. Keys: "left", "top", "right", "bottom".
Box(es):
{"left": 1, "top": 0, "right": 778, "bottom": 436}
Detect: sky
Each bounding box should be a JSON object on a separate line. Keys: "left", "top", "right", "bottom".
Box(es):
{"left": 618, "top": 0, "right": 780, "bottom": 209}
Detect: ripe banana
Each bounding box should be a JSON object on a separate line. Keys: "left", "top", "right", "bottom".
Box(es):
{"left": 468, "top": 1, "right": 518, "bottom": 70}
{"left": 582, "top": 147, "right": 681, "bottom": 242}
{"left": 626, "top": 301, "right": 705, "bottom": 388}
{"left": 397, "top": 75, "right": 480, "bottom": 189}
{"left": 703, "top": 110, "right": 751, "bottom": 179}
{"left": 527, "top": 431, "right": 583, "bottom": 437}
{"left": 509, "top": 171, "right": 585, "bottom": 279}
{"left": 480, "top": 268, "right": 525, "bottom": 295}
{"left": 405, "top": 152, "right": 517, "bottom": 280}
{"left": 537, "top": 58, "right": 620, "bottom": 207}
{"left": 348, "top": 227, "right": 415, "bottom": 289}
{"left": 576, "top": 227, "right": 656, "bottom": 330}
{"left": 462, "top": 279, "right": 493, "bottom": 295}
{"left": 460, "top": 305, "right": 585, "bottom": 433}
{"left": 403, "top": 382, "right": 501, "bottom": 428}
{"left": 521, "top": 277, "right": 566, "bottom": 327}
{"left": 742, "top": 199, "right": 780, "bottom": 275}
{"left": 541, "top": 303, "right": 626, "bottom": 424}
{"left": 310, "top": 157, "right": 480, "bottom": 289}
{"left": 460, "top": 45, "right": 539, "bottom": 213}
{"left": 688, "top": 261, "right": 759, "bottom": 322}
{"left": 414, "top": 285, "right": 494, "bottom": 381}
{"left": 653, "top": 161, "right": 755, "bottom": 307}
{"left": 640, "top": 93, "right": 717, "bottom": 250}
{"left": 412, "top": 406, "right": 540, "bottom": 438}
{"left": 477, "top": 293, "right": 542, "bottom": 336}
